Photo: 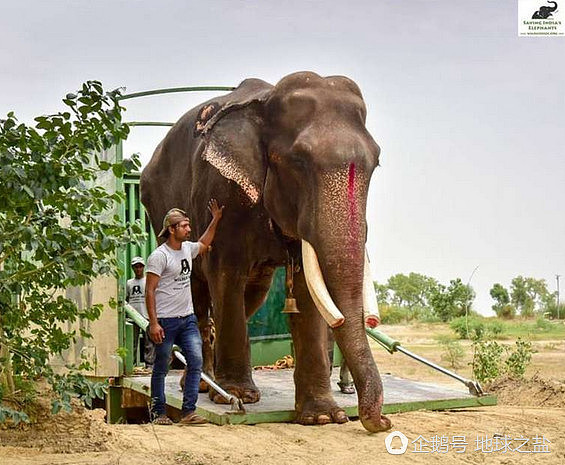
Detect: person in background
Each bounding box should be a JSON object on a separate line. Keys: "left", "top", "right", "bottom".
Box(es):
{"left": 337, "top": 312, "right": 380, "bottom": 394}
{"left": 126, "top": 256, "right": 155, "bottom": 368}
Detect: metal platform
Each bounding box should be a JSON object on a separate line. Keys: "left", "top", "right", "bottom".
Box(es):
{"left": 122, "top": 368, "right": 497, "bottom": 425}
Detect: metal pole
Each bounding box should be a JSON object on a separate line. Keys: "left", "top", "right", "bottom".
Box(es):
{"left": 119, "top": 86, "right": 235, "bottom": 101}
{"left": 464, "top": 265, "right": 479, "bottom": 339}
{"left": 557, "top": 274, "right": 561, "bottom": 320}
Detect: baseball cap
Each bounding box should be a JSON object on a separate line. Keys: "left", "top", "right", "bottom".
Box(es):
{"left": 131, "top": 256, "right": 145, "bottom": 266}
{"left": 157, "top": 208, "right": 189, "bottom": 238}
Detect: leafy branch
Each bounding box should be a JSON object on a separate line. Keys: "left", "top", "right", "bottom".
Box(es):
{"left": 0, "top": 80, "right": 144, "bottom": 421}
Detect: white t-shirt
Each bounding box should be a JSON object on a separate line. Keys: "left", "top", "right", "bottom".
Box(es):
{"left": 146, "top": 241, "right": 201, "bottom": 318}
{"left": 126, "top": 276, "right": 147, "bottom": 318}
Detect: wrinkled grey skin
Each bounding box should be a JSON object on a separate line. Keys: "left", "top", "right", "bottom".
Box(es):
{"left": 532, "top": 1, "right": 558, "bottom": 18}
{"left": 140, "top": 71, "right": 391, "bottom": 432}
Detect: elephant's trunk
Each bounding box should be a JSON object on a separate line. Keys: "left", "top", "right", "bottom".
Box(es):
{"left": 307, "top": 237, "right": 390, "bottom": 432}
{"left": 549, "top": 1, "right": 558, "bottom": 11}
{"left": 299, "top": 163, "right": 390, "bottom": 431}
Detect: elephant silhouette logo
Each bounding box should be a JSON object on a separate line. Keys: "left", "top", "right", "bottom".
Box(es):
{"left": 532, "top": 1, "right": 558, "bottom": 19}
{"left": 131, "top": 285, "right": 142, "bottom": 295}
{"left": 180, "top": 258, "right": 191, "bottom": 275}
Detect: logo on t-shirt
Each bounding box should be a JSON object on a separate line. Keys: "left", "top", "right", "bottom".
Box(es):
{"left": 131, "top": 285, "right": 142, "bottom": 295}
{"left": 180, "top": 259, "right": 191, "bottom": 275}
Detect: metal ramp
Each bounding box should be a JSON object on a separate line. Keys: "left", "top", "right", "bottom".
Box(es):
{"left": 122, "top": 368, "right": 497, "bottom": 425}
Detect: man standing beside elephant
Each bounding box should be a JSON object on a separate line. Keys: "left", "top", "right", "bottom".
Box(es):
{"left": 145, "top": 200, "right": 224, "bottom": 425}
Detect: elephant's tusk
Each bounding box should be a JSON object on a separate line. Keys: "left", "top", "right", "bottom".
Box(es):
{"left": 302, "top": 240, "right": 345, "bottom": 328}
{"left": 363, "top": 250, "right": 380, "bottom": 324}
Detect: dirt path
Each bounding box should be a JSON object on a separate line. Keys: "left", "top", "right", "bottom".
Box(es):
{"left": 1, "top": 403, "right": 564, "bottom": 465}
{"left": 2, "top": 322, "right": 564, "bottom": 464}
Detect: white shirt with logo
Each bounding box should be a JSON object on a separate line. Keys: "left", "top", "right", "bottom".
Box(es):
{"left": 146, "top": 241, "right": 201, "bottom": 318}
{"left": 126, "top": 276, "right": 148, "bottom": 318}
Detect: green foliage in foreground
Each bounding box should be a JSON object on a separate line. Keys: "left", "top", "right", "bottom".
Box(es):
{"left": 0, "top": 81, "right": 143, "bottom": 422}
{"left": 471, "top": 338, "right": 534, "bottom": 383}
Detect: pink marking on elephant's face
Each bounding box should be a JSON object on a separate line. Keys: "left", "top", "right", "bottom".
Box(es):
{"left": 347, "top": 162, "right": 358, "bottom": 232}
{"left": 320, "top": 164, "right": 368, "bottom": 253}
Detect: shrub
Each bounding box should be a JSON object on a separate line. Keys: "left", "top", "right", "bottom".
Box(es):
{"left": 379, "top": 304, "right": 411, "bottom": 324}
{"left": 504, "top": 339, "right": 533, "bottom": 378}
{"left": 471, "top": 337, "right": 534, "bottom": 383}
{"left": 535, "top": 315, "right": 554, "bottom": 331}
{"left": 499, "top": 304, "right": 517, "bottom": 319}
{"left": 471, "top": 340, "right": 505, "bottom": 383}
{"left": 450, "top": 316, "right": 505, "bottom": 340}
{"left": 450, "top": 316, "right": 485, "bottom": 340}
{"left": 543, "top": 302, "right": 565, "bottom": 320}
{"left": 413, "top": 306, "right": 441, "bottom": 323}
{"left": 437, "top": 336, "right": 465, "bottom": 369}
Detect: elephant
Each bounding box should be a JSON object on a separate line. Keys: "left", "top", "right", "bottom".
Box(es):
{"left": 140, "top": 71, "right": 391, "bottom": 432}
{"left": 532, "top": 1, "right": 558, "bottom": 19}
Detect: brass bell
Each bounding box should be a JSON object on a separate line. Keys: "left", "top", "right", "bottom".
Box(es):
{"left": 282, "top": 296, "right": 300, "bottom": 314}
{"left": 282, "top": 257, "right": 300, "bottom": 314}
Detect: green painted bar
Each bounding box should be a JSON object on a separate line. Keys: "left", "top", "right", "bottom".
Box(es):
{"left": 106, "top": 385, "right": 126, "bottom": 424}
{"left": 124, "top": 322, "right": 134, "bottom": 375}
{"left": 125, "top": 303, "right": 149, "bottom": 331}
{"left": 366, "top": 328, "right": 400, "bottom": 354}
{"left": 115, "top": 142, "right": 126, "bottom": 368}
{"left": 139, "top": 203, "right": 148, "bottom": 257}
{"left": 119, "top": 86, "right": 235, "bottom": 101}
{"left": 127, "top": 182, "right": 138, "bottom": 263}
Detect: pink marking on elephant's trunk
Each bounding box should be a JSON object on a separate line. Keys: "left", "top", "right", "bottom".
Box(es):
{"left": 347, "top": 162, "right": 358, "bottom": 233}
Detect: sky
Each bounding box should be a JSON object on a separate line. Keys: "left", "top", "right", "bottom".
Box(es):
{"left": 1, "top": 0, "right": 564, "bottom": 315}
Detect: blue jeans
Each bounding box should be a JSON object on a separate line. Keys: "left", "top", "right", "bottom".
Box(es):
{"left": 150, "top": 314, "right": 203, "bottom": 416}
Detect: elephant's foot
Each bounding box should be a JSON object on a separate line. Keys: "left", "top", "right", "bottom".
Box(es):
{"left": 360, "top": 414, "right": 392, "bottom": 432}
{"left": 295, "top": 397, "right": 349, "bottom": 426}
{"left": 198, "top": 379, "right": 209, "bottom": 392}
{"left": 208, "top": 381, "right": 261, "bottom": 404}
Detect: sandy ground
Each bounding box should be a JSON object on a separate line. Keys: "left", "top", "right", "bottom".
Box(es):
{"left": 1, "top": 323, "right": 564, "bottom": 464}
{"left": 1, "top": 404, "right": 563, "bottom": 465}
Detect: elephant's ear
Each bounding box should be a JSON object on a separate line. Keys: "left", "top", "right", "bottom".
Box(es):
{"left": 198, "top": 79, "right": 273, "bottom": 205}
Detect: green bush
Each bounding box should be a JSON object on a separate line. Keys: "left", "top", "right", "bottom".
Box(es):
{"left": 471, "top": 340, "right": 505, "bottom": 383}
{"left": 535, "top": 315, "right": 554, "bottom": 331}
{"left": 437, "top": 336, "right": 465, "bottom": 369}
{"left": 471, "top": 337, "right": 534, "bottom": 383}
{"left": 504, "top": 339, "right": 533, "bottom": 378}
{"left": 413, "top": 306, "right": 441, "bottom": 323}
{"left": 544, "top": 302, "right": 565, "bottom": 320}
{"left": 498, "top": 304, "right": 517, "bottom": 319}
{"left": 450, "top": 316, "right": 505, "bottom": 340}
{"left": 379, "top": 304, "right": 411, "bottom": 324}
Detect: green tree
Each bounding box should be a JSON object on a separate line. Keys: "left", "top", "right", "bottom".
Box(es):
{"left": 489, "top": 283, "right": 515, "bottom": 319}
{"left": 386, "top": 272, "right": 438, "bottom": 310}
{"left": 373, "top": 282, "right": 390, "bottom": 305}
{"left": 0, "top": 81, "right": 142, "bottom": 419}
{"left": 510, "top": 276, "right": 549, "bottom": 317}
{"left": 429, "top": 278, "right": 475, "bottom": 322}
